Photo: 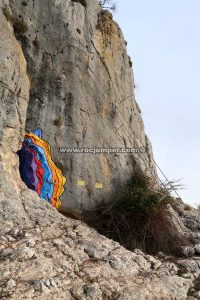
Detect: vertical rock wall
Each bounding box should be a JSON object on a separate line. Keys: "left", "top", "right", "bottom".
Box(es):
{"left": 5, "top": 0, "right": 157, "bottom": 212}
{"left": 0, "top": 0, "right": 32, "bottom": 224}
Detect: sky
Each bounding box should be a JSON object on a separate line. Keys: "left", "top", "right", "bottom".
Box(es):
{"left": 114, "top": 0, "right": 200, "bottom": 206}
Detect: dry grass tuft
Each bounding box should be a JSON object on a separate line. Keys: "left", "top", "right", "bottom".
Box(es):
{"left": 53, "top": 117, "right": 63, "bottom": 127}
{"left": 85, "top": 167, "right": 189, "bottom": 255}
{"left": 13, "top": 18, "right": 28, "bottom": 34}
{"left": 96, "top": 10, "right": 115, "bottom": 37}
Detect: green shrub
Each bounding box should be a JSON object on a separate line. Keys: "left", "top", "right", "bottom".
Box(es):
{"left": 112, "top": 170, "right": 174, "bottom": 215}
{"left": 13, "top": 18, "right": 28, "bottom": 35}
{"left": 85, "top": 168, "right": 179, "bottom": 255}
{"left": 53, "top": 117, "right": 63, "bottom": 127}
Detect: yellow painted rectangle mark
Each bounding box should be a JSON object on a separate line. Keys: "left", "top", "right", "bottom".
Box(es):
{"left": 95, "top": 182, "right": 103, "bottom": 189}
{"left": 77, "top": 179, "right": 86, "bottom": 187}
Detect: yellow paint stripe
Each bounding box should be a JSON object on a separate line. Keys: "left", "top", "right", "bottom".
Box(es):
{"left": 95, "top": 182, "right": 103, "bottom": 189}
{"left": 77, "top": 179, "right": 86, "bottom": 187}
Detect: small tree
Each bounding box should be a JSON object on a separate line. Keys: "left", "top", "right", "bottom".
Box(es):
{"left": 99, "top": 0, "right": 117, "bottom": 11}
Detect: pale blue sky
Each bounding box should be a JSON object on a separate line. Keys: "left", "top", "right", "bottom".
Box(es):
{"left": 115, "top": 0, "right": 200, "bottom": 206}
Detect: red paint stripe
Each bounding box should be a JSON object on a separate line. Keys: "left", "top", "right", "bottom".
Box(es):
{"left": 28, "top": 147, "right": 44, "bottom": 196}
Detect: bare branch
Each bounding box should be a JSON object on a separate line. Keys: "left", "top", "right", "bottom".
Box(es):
{"left": 99, "top": 0, "right": 117, "bottom": 11}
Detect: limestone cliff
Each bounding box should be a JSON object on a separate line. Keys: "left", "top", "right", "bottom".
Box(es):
{"left": 4, "top": 0, "right": 157, "bottom": 212}
{"left": 1, "top": 1, "right": 200, "bottom": 299}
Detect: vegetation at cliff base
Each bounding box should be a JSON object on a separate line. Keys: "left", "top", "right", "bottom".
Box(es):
{"left": 85, "top": 167, "right": 185, "bottom": 255}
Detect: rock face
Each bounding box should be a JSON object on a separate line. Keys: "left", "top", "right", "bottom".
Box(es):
{"left": 6, "top": 0, "right": 157, "bottom": 212}
{"left": 0, "top": 0, "right": 31, "bottom": 225}
{"left": 1, "top": 0, "right": 200, "bottom": 299}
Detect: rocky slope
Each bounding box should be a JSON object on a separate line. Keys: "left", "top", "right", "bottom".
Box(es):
{"left": 0, "top": 194, "right": 200, "bottom": 300}
{"left": 1, "top": 0, "right": 200, "bottom": 299}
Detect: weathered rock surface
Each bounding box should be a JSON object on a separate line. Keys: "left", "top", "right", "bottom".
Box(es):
{"left": 5, "top": 0, "right": 157, "bottom": 212}
{"left": 1, "top": 191, "right": 200, "bottom": 300}
{"left": 1, "top": 0, "right": 200, "bottom": 299}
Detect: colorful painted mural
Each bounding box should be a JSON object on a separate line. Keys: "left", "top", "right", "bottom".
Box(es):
{"left": 17, "top": 129, "right": 66, "bottom": 208}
